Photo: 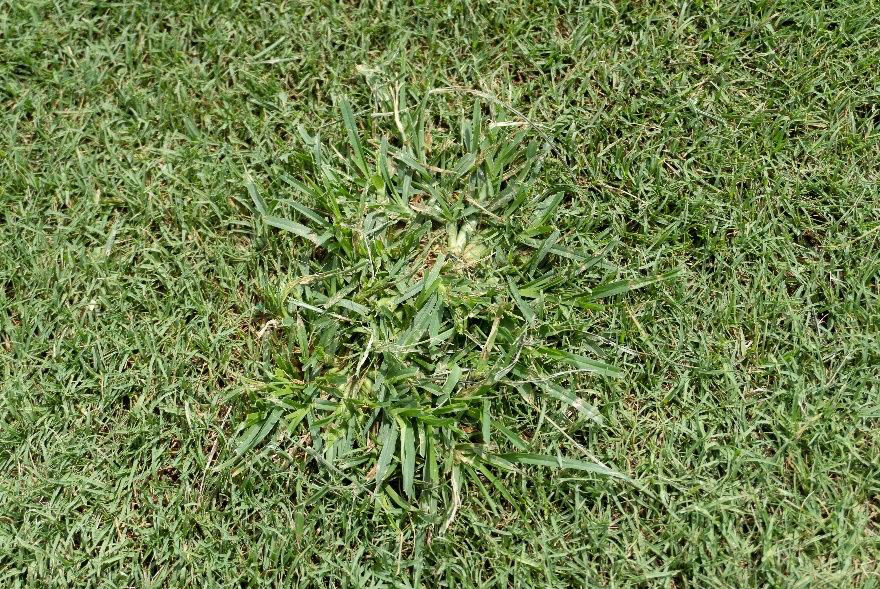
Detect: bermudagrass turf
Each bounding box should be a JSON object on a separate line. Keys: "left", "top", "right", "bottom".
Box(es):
{"left": 1, "top": 1, "right": 878, "bottom": 586}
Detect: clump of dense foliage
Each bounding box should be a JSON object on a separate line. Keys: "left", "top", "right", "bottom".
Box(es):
{"left": 243, "top": 94, "right": 664, "bottom": 519}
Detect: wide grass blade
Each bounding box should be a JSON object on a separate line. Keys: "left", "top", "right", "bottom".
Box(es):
{"left": 532, "top": 347, "right": 622, "bottom": 378}
{"left": 340, "top": 98, "right": 368, "bottom": 177}
{"left": 235, "top": 408, "right": 283, "bottom": 455}
{"left": 264, "top": 215, "right": 328, "bottom": 246}
{"left": 499, "top": 452, "right": 628, "bottom": 479}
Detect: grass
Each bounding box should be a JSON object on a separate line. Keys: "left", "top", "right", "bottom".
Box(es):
{"left": 243, "top": 94, "right": 665, "bottom": 518}
{"left": 1, "top": 0, "right": 879, "bottom": 586}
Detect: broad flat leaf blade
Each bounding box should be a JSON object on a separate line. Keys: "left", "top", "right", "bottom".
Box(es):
{"left": 235, "top": 408, "right": 283, "bottom": 455}
{"left": 533, "top": 346, "right": 622, "bottom": 378}
{"left": 245, "top": 175, "right": 268, "bottom": 216}
{"left": 374, "top": 421, "right": 399, "bottom": 484}
{"left": 507, "top": 277, "right": 535, "bottom": 323}
{"left": 340, "top": 98, "right": 368, "bottom": 177}
{"left": 401, "top": 420, "right": 416, "bottom": 499}
{"left": 499, "top": 452, "right": 628, "bottom": 480}
{"left": 264, "top": 215, "right": 327, "bottom": 246}
{"left": 536, "top": 380, "right": 602, "bottom": 423}
{"left": 528, "top": 230, "right": 560, "bottom": 275}
{"left": 587, "top": 269, "right": 682, "bottom": 301}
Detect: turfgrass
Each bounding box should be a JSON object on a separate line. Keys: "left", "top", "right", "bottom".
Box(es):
{"left": 1, "top": 1, "right": 879, "bottom": 587}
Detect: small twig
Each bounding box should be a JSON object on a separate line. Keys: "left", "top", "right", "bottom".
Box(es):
{"left": 391, "top": 82, "right": 407, "bottom": 140}
{"left": 257, "top": 319, "right": 279, "bottom": 338}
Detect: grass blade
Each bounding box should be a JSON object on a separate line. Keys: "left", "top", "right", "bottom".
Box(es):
{"left": 374, "top": 422, "right": 399, "bottom": 485}
{"left": 245, "top": 175, "right": 268, "bottom": 216}
{"left": 340, "top": 98, "right": 368, "bottom": 177}
{"left": 532, "top": 347, "right": 621, "bottom": 378}
{"left": 264, "top": 214, "right": 327, "bottom": 246}
{"left": 401, "top": 419, "right": 416, "bottom": 499}
{"left": 235, "top": 409, "right": 282, "bottom": 455}
{"left": 507, "top": 277, "right": 535, "bottom": 323}
{"left": 499, "top": 452, "right": 628, "bottom": 479}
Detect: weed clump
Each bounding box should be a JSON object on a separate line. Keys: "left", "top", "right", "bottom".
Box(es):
{"left": 243, "top": 96, "right": 654, "bottom": 519}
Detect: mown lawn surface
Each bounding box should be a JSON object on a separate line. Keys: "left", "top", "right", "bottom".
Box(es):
{"left": 1, "top": 1, "right": 879, "bottom": 587}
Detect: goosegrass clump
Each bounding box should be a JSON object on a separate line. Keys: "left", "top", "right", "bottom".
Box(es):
{"left": 243, "top": 95, "right": 649, "bottom": 516}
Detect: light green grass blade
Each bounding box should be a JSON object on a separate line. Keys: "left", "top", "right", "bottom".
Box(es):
{"left": 532, "top": 347, "right": 622, "bottom": 378}
{"left": 499, "top": 453, "right": 628, "bottom": 480}
{"left": 340, "top": 98, "right": 368, "bottom": 177}
{"left": 264, "top": 214, "right": 327, "bottom": 246}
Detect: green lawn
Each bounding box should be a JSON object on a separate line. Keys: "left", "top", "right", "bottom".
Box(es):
{"left": 2, "top": 1, "right": 879, "bottom": 587}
